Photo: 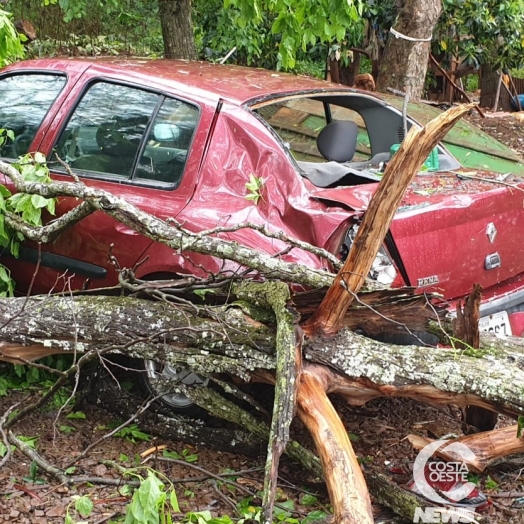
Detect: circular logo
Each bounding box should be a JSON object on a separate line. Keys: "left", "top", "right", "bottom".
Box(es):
{"left": 413, "top": 440, "right": 477, "bottom": 505}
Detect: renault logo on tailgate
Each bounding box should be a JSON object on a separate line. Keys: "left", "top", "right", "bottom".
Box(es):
{"left": 486, "top": 222, "right": 497, "bottom": 243}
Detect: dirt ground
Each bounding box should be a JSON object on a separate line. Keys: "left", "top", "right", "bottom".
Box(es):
{"left": 466, "top": 110, "right": 524, "bottom": 157}
{"left": 1, "top": 110, "right": 524, "bottom": 524}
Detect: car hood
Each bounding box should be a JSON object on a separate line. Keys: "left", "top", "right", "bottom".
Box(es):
{"left": 313, "top": 169, "right": 524, "bottom": 300}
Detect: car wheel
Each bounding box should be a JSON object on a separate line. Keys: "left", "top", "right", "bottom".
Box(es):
{"left": 142, "top": 359, "right": 209, "bottom": 414}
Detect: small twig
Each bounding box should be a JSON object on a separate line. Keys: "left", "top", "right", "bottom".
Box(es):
{"left": 54, "top": 153, "right": 81, "bottom": 183}
{"left": 94, "top": 513, "right": 123, "bottom": 524}
{"left": 62, "top": 392, "right": 164, "bottom": 470}
{"left": 157, "top": 456, "right": 258, "bottom": 497}
{"left": 211, "top": 479, "right": 239, "bottom": 515}
{"left": 12, "top": 483, "right": 45, "bottom": 502}
{"left": 24, "top": 244, "right": 42, "bottom": 307}
{"left": 194, "top": 221, "right": 341, "bottom": 269}
{"left": 0, "top": 402, "right": 20, "bottom": 468}
{"left": 157, "top": 457, "right": 307, "bottom": 516}
{"left": 8, "top": 431, "right": 69, "bottom": 484}
{"left": 429, "top": 54, "right": 485, "bottom": 118}
{"left": 490, "top": 499, "right": 519, "bottom": 516}
{"left": 490, "top": 491, "right": 524, "bottom": 498}
{"left": 0, "top": 351, "right": 67, "bottom": 376}
{"left": 450, "top": 171, "right": 524, "bottom": 192}
{"left": 5, "top": 366, "right": 77, "bottom": 428}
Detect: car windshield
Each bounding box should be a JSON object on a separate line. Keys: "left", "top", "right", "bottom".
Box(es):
{"left": 253, "top": 93, "right": 461, "bottom": 188}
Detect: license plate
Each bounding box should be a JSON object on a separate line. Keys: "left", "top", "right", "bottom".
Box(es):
{"left": 479, "top": 311, "right": 512, "bottom": 337}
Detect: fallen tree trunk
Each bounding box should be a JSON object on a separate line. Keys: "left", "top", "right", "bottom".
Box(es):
{"left": 1, "top": 291, "right": 520, "bottom": 522}
{"left": 1, "top": 293, "right": 523, "bottom": 418}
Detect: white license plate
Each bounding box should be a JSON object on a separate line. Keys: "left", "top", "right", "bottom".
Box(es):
{"left": 479, "top": 311, "right": 512, "bottom": 337}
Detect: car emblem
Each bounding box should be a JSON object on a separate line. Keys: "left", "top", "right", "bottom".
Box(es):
{"left": 486, "top": 222, "right": 497, "bottom": 243}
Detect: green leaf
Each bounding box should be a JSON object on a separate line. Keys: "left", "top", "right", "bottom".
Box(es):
{"left": 517, "top": 415, "right": 524, "bottom": 437}
{"left": 75, "top": 495, "right": 94, "bottom": 517}
{"left": 485, "top": 475, "right": 498, "bottom": 490}
{"left": 46, "top": 197, "right": 56, "bottom": 215}
{"left": 119, "top": 484, "right": 132, "bottom": 497}
{"left": 30, "top": 194, "right": 50, "bottom": 209}
{"left": 0, "top": 265, "right": 11, "bottom": 283}
{"left": 273, "top": 499, "right": 294, "bottom": 518}
{"left": 301, "top": 493, "right": 318, "bottom": 506}
{"left": 33, "top": 152, "right": 46, "bottom": 164}
{"left": 170, "top": 489, "right": 180, "bottom": 513}
{"left": 0, "top": 185, "right": 11, "bottom": 198}
{"left": 66, "top": 411, "right": 86, "bottom": 419}
{"left": 19, "top": 436, "right": 37, "bottom": 448}
{"left": 162, "top": 449, "right": 182, "bottom": 460}
{"left": 59, "top": 425, "right": 76, "bottom": 433}
{"left": 125, "top": 470, "right": 165, "bottom": 524}
{"left": 29, "top": 460, "right": 38, "bottom": 480}
{"left": 302, "top": 510, "right": 330, "bottom": 524}
{"left": 193, "top": 288, "right": 216, "bottom": 299}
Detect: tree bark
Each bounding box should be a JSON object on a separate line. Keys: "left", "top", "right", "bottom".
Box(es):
{"left": 2, "top": 291, "right": 524, "bottom": 523}
{"left": 1, "top": 293, "right": 524, "bottom": 418}
{"left": 297, "top": 368, "right": 373, "bottom": 524}
{"left": 158, "top": 0, "right": 197, "bottom": 60}
{"left": 0, "top": 102, "right": 502, "bottom": 523}
{"left": 376, "top": 0, "right": 443, "bottom": 99}
{"left": 479, "top": 63, "right": 499, "bottom": 108}
{"left": 408, "top": 426, "right": 524, "bottom": 474}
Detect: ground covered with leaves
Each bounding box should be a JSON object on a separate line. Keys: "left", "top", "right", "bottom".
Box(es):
{"left": 466, "top": 110, "right": 524, "bottom": 157}
{"left": 1, "top": 110, "right": 524, "bottom": 523}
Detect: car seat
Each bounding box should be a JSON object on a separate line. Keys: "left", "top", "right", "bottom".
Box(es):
{"left": 316, "top": 120, "right": 359, "bottom": 163}
{"left": 72, "top": 117, "right": 145, "bottom": 177}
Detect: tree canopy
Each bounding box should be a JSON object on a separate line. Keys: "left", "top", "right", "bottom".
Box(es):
{"left": 436, "top": 0, "right": 524, "bottom": 71}
{"left": 0, "top": 9, "right": 24, "bottom": 66}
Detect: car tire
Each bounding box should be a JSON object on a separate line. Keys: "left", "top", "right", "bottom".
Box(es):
{"left": 136, "top": 273, "right": 211, "bottom": 417}
{"left": 142, "top": 359, "right": 210, "bottom": 416}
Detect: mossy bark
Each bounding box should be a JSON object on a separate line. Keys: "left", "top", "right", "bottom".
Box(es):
{"left": 1, "top": 294, "right": 524, "bottom": 417}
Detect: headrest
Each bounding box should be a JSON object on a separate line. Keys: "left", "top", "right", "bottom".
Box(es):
{"left": 96, "top": 117, "right": 146, "bottom": 157}
{"left": 316, "top": 120, "right": 359, "bottom": 163}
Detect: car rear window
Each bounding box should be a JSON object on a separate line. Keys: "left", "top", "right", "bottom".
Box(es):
{"left": 54, "top": 81, "right": 199, "bottom": 188}
{"left": 0, "top": 73, "right": 66, "bottom": 158}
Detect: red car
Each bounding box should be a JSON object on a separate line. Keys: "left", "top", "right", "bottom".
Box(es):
{"left": 0, "top": 58, "right": 523, "bottom": 407}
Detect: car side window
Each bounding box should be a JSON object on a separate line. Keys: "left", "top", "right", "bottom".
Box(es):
{"left": 135, "top": 98, "right": 199, "bottom": 186}
{"left": 55, "top": 82, "right": 159, "bottom": 180}
{"left": 0, "top": 74, "right": 66, "bottom": 158}
{"left": 55, "top": 82, "right": 199, "bottom": 187}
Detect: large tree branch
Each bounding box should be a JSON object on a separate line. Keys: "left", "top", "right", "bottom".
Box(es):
{"left": 0, "top": 159, "right": 336, "bottom": 289}
{"left": 0, "top": 294, "right": 522, "bottom": 417}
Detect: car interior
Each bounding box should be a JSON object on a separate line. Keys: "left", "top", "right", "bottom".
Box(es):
{"left": 55, "top": 106, "right": 199, "bottom": 187}
{"left": 254, "top": 93, "right": 461, "bottom": 188}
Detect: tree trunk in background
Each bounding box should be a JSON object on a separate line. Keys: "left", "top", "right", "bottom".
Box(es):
{"left": 158, "top": 0, "right": 197, "bottom": 60}
{"left": 479, "top": 63, "right": 498, "bottom": 108}
{"left": 376, "top": 0, "right": 443, "bottom": 99}
{"left": 329, "top": 52, "right": 361, "bottom": 86}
